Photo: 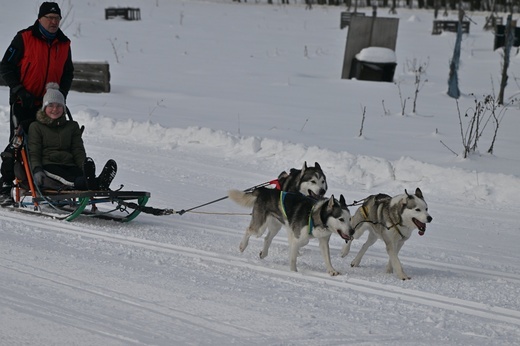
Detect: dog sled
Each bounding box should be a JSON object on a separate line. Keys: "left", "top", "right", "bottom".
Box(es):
{"left": 0, "top": 107, "right": 171, "bottom": 222}
{"left": 7, "top": 188, "right": 153, "bottom": 222}
{"left": 4, "top": 135, "right": 156, "bottom": 222}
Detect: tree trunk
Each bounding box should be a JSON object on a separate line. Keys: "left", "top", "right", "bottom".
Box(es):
{"left": 447, "top": 6, "right": 464, "bottom": 99}
{"left": 498, "top": 14, "right": 513, "bottom": 105}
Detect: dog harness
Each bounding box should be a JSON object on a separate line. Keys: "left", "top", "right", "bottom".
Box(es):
{"left": 308, "top": 212, "right": 315, "bottom": 235}
{"left": 279, "top": 191, "right": 288, "bottom": 218}
{"left": 279, "top": 191, "right": 315, "bottom": 235}
{"left": 359, "top": 204, "right": 405, "bottom": 239}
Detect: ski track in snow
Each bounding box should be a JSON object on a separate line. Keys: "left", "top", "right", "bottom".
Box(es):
{"left": 2, "top": 212, "right": 519, "bottom": 329}
{"left": 0, "top": 259, "right": 270, "bottom": 343}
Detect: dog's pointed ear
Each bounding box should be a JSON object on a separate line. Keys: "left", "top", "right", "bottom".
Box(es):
{"left": 278, "top": 171, "right": 288, "bottom": 179}
{"left": 405, "top": 189, "right": 414, "bottom": 199}
{"left": 339, "top": 194, "right": 348, "bottom": 210}
{"left": 327, "top": 194, "right": 335, "bottom": 209}
{"left": 298, "top": 162, "right": 308, "bottom": 179}
{"left": 415, "top": 187, "right": 423, "bottom": 199}
{"left": 315, "top": 162, "right": 321, "bottom": 169}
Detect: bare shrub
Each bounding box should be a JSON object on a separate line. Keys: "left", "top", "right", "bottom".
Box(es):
{"left": 456, "top": 93, "right": 516, "bottom": 158}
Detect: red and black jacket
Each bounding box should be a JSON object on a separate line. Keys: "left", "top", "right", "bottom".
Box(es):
{"left": 0, "top": 20, "right": 74, "bottom": 106}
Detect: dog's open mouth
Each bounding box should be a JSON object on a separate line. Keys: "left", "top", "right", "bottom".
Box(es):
{"left": 413, "top": 218, "right": 426, "bottom": 236}
{"left": 337, "top": 230, "right": 351, "bottom": 241}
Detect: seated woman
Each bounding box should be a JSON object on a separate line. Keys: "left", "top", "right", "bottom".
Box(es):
{"left": 27, "top": 83, "right": 117, "bottom": 191}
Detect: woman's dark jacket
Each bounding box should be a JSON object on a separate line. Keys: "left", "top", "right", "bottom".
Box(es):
{"left": 28, "top": 109, "right": 86, "bottom": 173}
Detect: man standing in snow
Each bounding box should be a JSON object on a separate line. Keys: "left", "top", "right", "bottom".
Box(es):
{"left": 0, "top": 2, "right": 74, "bottom": 199}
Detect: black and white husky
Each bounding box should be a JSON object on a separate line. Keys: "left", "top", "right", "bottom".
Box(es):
{"left": 276, "top": 162, "right": 327, "bottom": 197}
{"left": 235, "top": 161, "right": 329, "bottom": 260}
{"left": 340, "top": 188, "right": 433, "bottom": 280}
{"left": 229, "top": 187, "right": 352, "bottom": 276}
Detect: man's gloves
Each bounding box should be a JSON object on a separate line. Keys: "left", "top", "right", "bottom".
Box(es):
{"left": 33, "top": 168, "right": 46, "bottom": 186}
{"left": 12, "top": 85, "right": 35, "bottom": 109}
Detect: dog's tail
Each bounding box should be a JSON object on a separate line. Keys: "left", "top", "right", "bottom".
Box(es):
{"left": 228, "top": 189, "right": 257, "bottom": 208}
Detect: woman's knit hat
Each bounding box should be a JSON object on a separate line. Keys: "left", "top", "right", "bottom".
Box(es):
{"left": 42, "top": 82, "right": 65, "bottom": 111}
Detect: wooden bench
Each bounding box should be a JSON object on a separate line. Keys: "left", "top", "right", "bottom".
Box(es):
{"left": 105, "top": 7, "right": 141, "bottom": 21}
{"left": 0, "top": 61, "right": 110, "bottom": 93}
{"left": 432, "top": 20, "right": 470, "bottom": 35}
{"left": 340, "top": 12, "right": 366, "bottom": 29}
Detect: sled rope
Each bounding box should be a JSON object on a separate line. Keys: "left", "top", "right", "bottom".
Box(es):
{"left": 117, "top": 200, "right": 174, "bottom": 216}
{"left": 175, "top": 210, "right": 251, "bottom": 216}
{"left": 176, "top": 179, "right": 279, "bottom": 215}
{"left": 348, "top": 197, "right": 368, "bottom": 207}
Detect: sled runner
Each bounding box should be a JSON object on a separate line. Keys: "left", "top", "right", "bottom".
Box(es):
{"left": 8, "top": 188, "right": 151, "bottom": 222}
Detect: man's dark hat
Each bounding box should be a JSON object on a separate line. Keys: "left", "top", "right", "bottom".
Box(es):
{"left": 38, "top": 2, "right": 61, "bottom": 19}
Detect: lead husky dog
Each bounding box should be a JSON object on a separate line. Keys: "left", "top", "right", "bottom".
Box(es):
{"left": 229, "top": 187, "right": 352, "bottom": 276}
{"left": 277, "top": 161, "right": 328, "bottom": 197}
{"left": 340, "top": 188, "right": 432, "bottom": 280}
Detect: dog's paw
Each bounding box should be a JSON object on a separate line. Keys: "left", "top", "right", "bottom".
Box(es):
{"left": 259, "top": 250, "right": 267, "bottom": 259}
{"left": 396, "top": 270, "right": 411, "bottom": 280}
{"left": 328, "top": 269, "right": 341, "bottom": 276}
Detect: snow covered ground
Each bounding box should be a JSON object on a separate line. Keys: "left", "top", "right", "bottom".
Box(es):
{"left": 1, "top": 0, "right": 520, "bottom": 345}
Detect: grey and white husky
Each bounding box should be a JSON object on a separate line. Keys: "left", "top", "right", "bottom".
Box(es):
{"left": 276, "top": 161, "right": 327, "bottom": 197}
{"left": 340, "top": 188, "right": 433, "bottom": 280}
{"left": 229, "top": 187, "right": 352, "bottom": 276}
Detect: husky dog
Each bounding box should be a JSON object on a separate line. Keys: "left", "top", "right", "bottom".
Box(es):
{"left": 236, "top": 161, "right": 328, "bottom": 260}
{"left": 340, "top": 188, "right": 432, "bottom": 280}
{"left": 229, "top": 187, "right": 352, "bottom": 276}
{"left": 277, "top": 162, "right": 327, "bottom": 197}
